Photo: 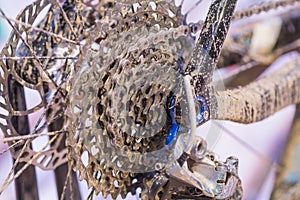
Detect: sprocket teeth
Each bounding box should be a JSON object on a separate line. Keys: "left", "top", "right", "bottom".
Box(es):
{"left": 66, "top": 0, "right": 194, "bottom": 199}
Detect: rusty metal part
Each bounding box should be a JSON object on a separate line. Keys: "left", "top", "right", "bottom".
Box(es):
{"left": 66, "top": 1, "right": 195, "bottom": 197}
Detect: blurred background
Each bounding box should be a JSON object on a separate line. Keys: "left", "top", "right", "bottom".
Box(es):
{"left": 0, "top": 0, "right": 297, "bottom": 199}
